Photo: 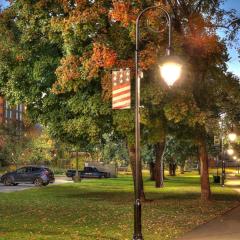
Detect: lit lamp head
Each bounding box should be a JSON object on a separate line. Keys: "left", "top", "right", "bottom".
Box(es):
{"left": 233, "top": 156, "right": 237, "bottom": 160}
{"left": 228, "top": 132, "right": 237, "bottom": 142}
{"left": 159, "top": 56, "right": 183, "bottom": 86}
{"left": 227, "top": 148, "right": 234, "bottom": 156}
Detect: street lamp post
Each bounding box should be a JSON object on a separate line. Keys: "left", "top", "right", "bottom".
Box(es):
{"left": 221, "top": 159, "right": 225, "bottom": 187}
{"left": 233, "top": 156, "right": 238, "bottom": 173}
{"left": 220, "top": 136, "right": 225, "bottom": 187}
{"left": 222, "top": 148, "right": 234, "bottom": 186}
{"left": 219, "top": 123, "right": 237, "bottom": 186}
{"left": 238, "top": 159, "right": 240, "bottom": 174}
{"left": 134, "top": 5, "right": 182, "bottom": 240}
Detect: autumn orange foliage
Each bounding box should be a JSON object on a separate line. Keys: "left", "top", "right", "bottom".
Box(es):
{"left": 186, "top": 34, "right": 220, "bottom": 56}
{"left": 101, "top": 72, "right": 112, "bottom": 102}
{"left": 91, "top": 42, "right": 117, "bottom": 69}
{"left": 52, "top": 55, "right": 81, "bottom": 93}
{"left": 15, "top": 55, "right": 25, "bottom": 62}
{"left": 185, "top": 14, "right": 220, "bottom": 57}
{"left": 139, "top": 43, "right": 158, "bottom": 70}
{"left": 117, "top": 59, "right": 134, "bottom": 69}
{"left": 109, "top": 0, "right": 137, "bottom": 26}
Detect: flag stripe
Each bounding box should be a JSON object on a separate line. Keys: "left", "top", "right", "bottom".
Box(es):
{"left": 112, "top": 82, "right": 130, "bottom": 91}
{"left": 113, "top": 105, "right": 131, "bottom": 109}
{"left": 112, "top": 96, "right": 131, "bottom": 104}
{"left": 112, "top": 86, "right": 130, "bottom": 96}
{"left": 112, "top": 99, "right": 131, "bottom": 108}
{"left": 112, "top": 92, "right": 131, "bottom": 100}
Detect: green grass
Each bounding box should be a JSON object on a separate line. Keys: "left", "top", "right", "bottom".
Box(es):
{"left": 0, "top": 173, "right": 239, "bottom": 240}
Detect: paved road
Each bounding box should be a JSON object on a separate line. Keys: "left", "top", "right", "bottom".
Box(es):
{"left": 178, "top": 175, "right": 240, "bottom": 240}
{"left": 0, "top": 176, "right": 73, "bottom": 193}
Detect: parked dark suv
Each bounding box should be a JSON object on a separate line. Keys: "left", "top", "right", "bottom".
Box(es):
{"left": 0, "top": 166, "right": 55, "bottom": 186}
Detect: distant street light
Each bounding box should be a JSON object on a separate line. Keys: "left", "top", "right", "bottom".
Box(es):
{"left": 134, "top": 5, "right": 182, "bottom": 240}
{"left": 228, "top": 132, "right": 237, "bottom": 142}
{"left": 227, "top": 148, "right": 234, "bottom": 156}
{"left": 219, "top": 123, "right": 237, "bottom": 187}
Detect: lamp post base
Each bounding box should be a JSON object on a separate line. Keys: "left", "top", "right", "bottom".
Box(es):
{"left": 133, "top": 200, "right": 143, "bottom": 240}
{"left": 133, "top": 236, "right": 143, "bottom": 240}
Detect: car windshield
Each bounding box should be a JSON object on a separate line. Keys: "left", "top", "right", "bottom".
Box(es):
{"left": 32, "top": 167, "right": 40, "bottom": 172}
{"left": 16, "top": 168, "right": 26, "bottom": 173}
{"left": 44, "top": 168, "right": 52, "bottom": 173}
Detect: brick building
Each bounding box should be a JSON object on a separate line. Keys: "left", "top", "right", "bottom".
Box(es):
{"left": 0, "top": 97, "right": 25, "bottom": 166}
{"left": 0, "top": 97, "right": 24, "bottom": 128}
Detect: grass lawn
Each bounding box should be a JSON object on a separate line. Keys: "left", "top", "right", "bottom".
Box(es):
{"left": 0, "top": 173, "right": 239, "bottom": 240}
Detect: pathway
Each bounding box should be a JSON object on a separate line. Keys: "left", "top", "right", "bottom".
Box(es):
{"left": 0, "top": 176, "right": 73, "bottom": 193}
{"left": 177, "top": 175, "right": 240, "bottom": 240}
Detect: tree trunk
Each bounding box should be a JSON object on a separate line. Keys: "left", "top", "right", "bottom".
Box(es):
{"left": 149, "top": 161, "right": 155, "bottom": 181}
{"left": 173, "top": 163, "right": 177, "bottom": 176}
{"left": 154, "top": 141, "right": 165, "bottom": 188}
{"left": 128, "top": 145, "right": 145, "bottom": 201}
{"left": 169, "top": 164, "right": 172, "bottom": 176}
{"left": 198, "top": 138, "right": 211, "bottom": 201}
{"left": 180, "top": 163, "right": 185, "bottom": 174}
{"left": 169, "top": 163, "right": 177, "bottom": 176}
{"left": 198, "top": 158, "right": 201, "bottom": 175}
{"left": 163, "top": 163, "right": 166, "bottom": 180}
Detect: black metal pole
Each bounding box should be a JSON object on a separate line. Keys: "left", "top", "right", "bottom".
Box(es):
{"left": 221, "top": 137, "right": 225, "bottom": 187}
{"left": 134, "top": 5, "right": 171, "bottom": 240}
{"left": 221, "top": 158, "right": 224, "bottom": 187}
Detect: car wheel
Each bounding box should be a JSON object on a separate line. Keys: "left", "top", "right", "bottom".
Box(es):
{"left": 34, "top": 178, "right": 43, "bottom": 187}
{"left": 42, "top": 181, "right": 49, "bottom": 186}
{"left": 3, "top": 177, "right": 12, "bottom": 186}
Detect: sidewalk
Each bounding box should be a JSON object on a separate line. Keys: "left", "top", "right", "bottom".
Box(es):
{"left": 177, "top": 175, "right": 240, "bottom": 240}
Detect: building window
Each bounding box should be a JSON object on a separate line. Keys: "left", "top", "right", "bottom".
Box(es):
{"left": 5, "top": 101, "right": 8, "bottom": 119}
{"left": 15, "top": 104, "right": 23, "bottom": 122}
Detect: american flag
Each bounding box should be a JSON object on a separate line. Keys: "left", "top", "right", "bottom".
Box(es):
{"left": 112, "top": 68, "right": 131, "bottom": 109}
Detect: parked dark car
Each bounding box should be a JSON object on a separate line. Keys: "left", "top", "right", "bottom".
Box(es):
{"left": 66, "top": 169, "right": 77, "bottom": 178}
{"left": 66, "top": 167, "right": 110, "bottom": 179}
{"left": 0, "top": 166, "right": 55, "bottom": 186}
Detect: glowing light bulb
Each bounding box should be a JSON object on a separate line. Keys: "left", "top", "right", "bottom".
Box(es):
{"left": 160, "top": 62, "right": 182, "bottom": 86}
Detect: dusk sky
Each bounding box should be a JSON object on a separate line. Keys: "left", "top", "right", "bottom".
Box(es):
{"left": 222, "top": 0, "right": 240, "bottom": 77}
{"left": 0, "top": 0, "right": 239, "bottom": 76}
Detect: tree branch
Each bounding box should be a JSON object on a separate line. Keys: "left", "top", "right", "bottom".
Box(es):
{"left": 216, "top": 19, "right": 240, "bottom": 29}
{"left": 194, "top": 0, "right": 204, "bottom": 13}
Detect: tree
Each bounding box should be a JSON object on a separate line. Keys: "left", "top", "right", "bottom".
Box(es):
{"left": 164, "top": 135, "right": 198, "bottom": 176}
{"left": 101, "top": 133, "right": 129, "bottom": 166}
